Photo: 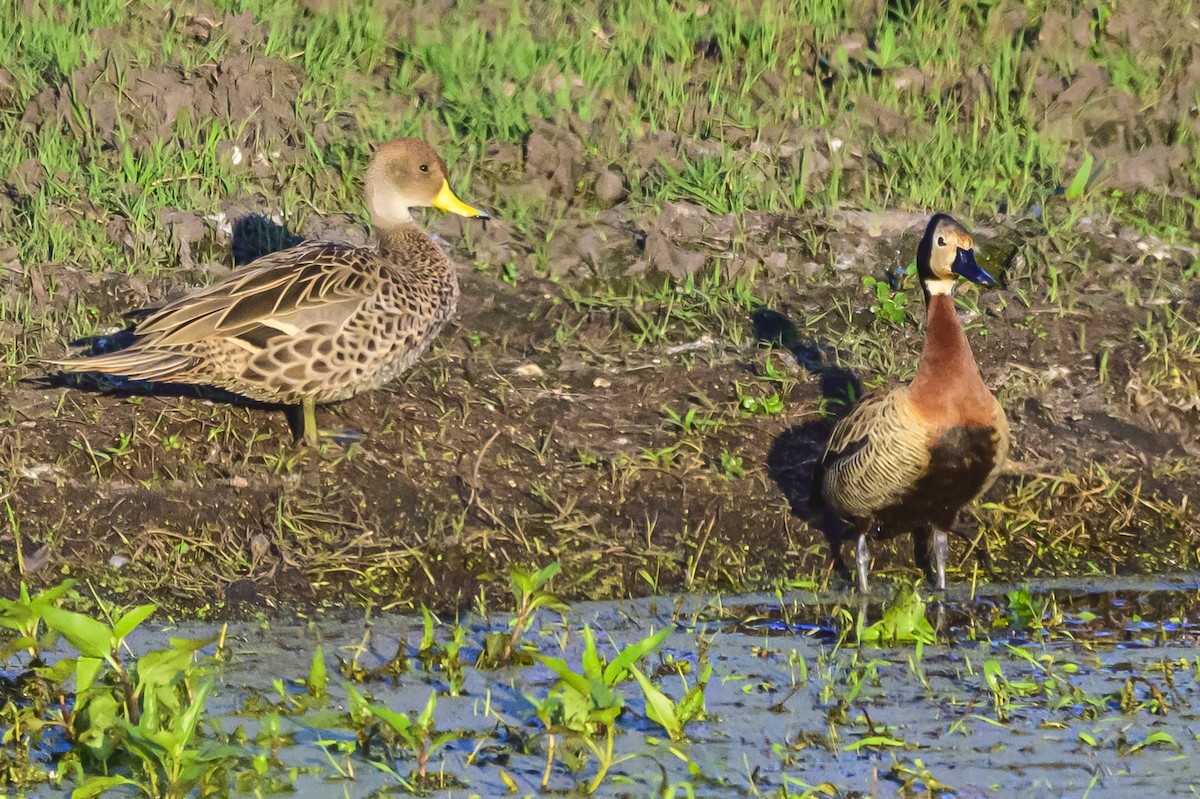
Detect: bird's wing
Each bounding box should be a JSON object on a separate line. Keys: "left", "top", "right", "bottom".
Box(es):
{"left": 818, "top": 388, "right": 932, "bottom": 519}
{"left": 134, "top": 240, "right": 376, "bottom": 349}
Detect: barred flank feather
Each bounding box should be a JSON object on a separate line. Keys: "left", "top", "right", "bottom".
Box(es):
{"left": 819, "top": 390, "right": 931, "bottom": 519}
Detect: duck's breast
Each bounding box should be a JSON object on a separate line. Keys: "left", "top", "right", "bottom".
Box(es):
{"left": 875, "top": 402, "right": 1007, "bottom": 531}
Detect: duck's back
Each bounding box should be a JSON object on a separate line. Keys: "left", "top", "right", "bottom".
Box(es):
{"left": 54, "top": 231, "right": 459, "bottom": 405}
{"left": 342, "top": 226, "right": 460, "bottom": 395}
{"left": 239, "top": 228, "right": 459, "bottom": 403}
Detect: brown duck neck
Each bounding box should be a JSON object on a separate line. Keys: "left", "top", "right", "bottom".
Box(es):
{"left": 908, "top": 294, "right": 992, "bottom": 425}
{"left": 375, "top": 223, "right": 450, "bottom": 273}
{"left": 376, "top": 222, "right": 423, "bottom": 254}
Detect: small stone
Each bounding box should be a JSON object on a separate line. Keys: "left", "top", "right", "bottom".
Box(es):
{"left": 11, "top": 157, "right": 46, "bottom": 196}
{"left": 666, "top": 335, "right": 714, "bottom": 355}
{"left": 0, "top": 67, "right": 17, "bottom": 109}
{"left": 20, "top": 463, "right": 54, "bottom": 480}
{"left": 514, "top": 363, "right": 545, "bottom": 378}
{"left": 182, "top": 15, "right": 218, "bottom": 42}
{"left": 224, "top": 578, "right": 261, "bottom": 605}
{"left": 24, "top": 546, "right": 51, "bottom": 573}
{"left": 762, "top": 252, "right": 789, "bottom": 275}
{"left": 249, "top": 533, "right": 271, "bottom": 560}
{"left": 593, "top": 377, "right": 612, "bottom": 388}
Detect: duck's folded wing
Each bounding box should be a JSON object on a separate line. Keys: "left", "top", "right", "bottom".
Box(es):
{"left": 819, "top": 389, "right": 931, "bottom": 518}
{"left": 135, "top": 241, "right": 374, "bottom": 349}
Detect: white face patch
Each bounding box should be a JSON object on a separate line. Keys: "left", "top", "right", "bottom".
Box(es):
{"left": 366, "top": 179, "right": 414, "bottom": 227}
{"left": 925, "top": 278, "right": 955, "bottom": 296}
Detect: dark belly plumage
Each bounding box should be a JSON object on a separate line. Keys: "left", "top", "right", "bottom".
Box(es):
{"left": 872, "top": 424, "right": 999, "bottom": 535}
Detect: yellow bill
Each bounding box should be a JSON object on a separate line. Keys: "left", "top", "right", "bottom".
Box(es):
{"left": 432, "top": 180, "right": 489, "bottom": 219}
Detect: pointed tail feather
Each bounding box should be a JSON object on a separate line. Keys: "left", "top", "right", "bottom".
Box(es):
{"left": 42, "top": 349, "right": 198, "bottom": 383}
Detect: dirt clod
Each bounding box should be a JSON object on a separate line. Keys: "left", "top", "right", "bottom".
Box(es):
{"left": 594, "top": 169, "right": 626, "bottom": 207}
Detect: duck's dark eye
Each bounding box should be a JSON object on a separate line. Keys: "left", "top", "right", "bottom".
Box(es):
{"left": 937, "top": 236, "right": 946, "bottom": 247}
{"left": 419, "top": 164, "right": 429, "bottom": 173}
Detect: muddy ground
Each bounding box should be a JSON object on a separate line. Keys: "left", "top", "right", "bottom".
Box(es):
{"left": 1, "top": 1, "right": 1198, "bottom": 616}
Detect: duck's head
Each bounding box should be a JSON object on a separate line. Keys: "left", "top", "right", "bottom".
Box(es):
{"left": 916, "top": 213, "right": 994, "bottom": 297}
{"left": 365, "top": 138, "right": 490, "bottom": 229}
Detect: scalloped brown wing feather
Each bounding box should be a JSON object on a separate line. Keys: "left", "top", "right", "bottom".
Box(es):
{"left": 134, "top": 241, "right": 374, "bottom": 349}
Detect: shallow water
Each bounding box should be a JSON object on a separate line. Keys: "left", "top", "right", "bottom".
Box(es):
{"left": 18, "top": 575, "right": 1200, "bottom": 797}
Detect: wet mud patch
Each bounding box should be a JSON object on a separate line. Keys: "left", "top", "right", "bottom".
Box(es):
{"left": 3, "top": 209, "right": 1198, "bottom": 616}
{"left": 1, "top": 1, "right": 1199, "bottom": 615}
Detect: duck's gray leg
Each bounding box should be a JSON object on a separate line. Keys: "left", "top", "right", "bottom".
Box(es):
{"left": 932, "top": 528, "right": 948, "bottom": 590}
{"left": 855, "top": 533, "right": 871, "bottom": 594}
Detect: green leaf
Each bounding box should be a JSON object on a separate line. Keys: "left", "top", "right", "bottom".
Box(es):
{"left": 532, "top": 562, "right": 561, "bottom": 589}
{"left": 42, "top": 606, "right": 112, "bottom": 659}
{"left": 528, "top": 591, "right": 569, "bottom": 614}
{"left": 75, "top": 656, "right": 104, "bottom": 695}
{"left": 0, "top": 599, "right": 34, "bottom": 633}
{"left": 419, "top": 605, "right": 436, "bottom": 655}
{"left": 40, "top": 657, "right": 78, "bottom": 685}
{"left": 581, "top": 626, "right": 603, "bottom": 680}
{"left": 431, "top": 730, "right": 459, "bottom": 751}
{"left": 532, "top": 653, "right": 593, "bottom": 697}
{"left": 308, "top": 645, "right": 328, "bottom": 698}
{"left": 75, "top": 691, "right": 120, "bottom": 763}
{"left": 364, "top": 758, "right": 416, "bottom": 792}
{"left": 0, "top": 635, "right": 38, "bottom": 661}
{"left": 112, "top": 604, "right": 157, "bottom": 642}
{"left": 604, "top": 627, "right": 671, "bottom": 684}
{"left": 858, "top": 583, "right": 935, "bottom": 646}
{"left": 588, "top": 678, "right": 617, "bottom": 711}
{"left": 1131, "top": 731, "right": 1181, "bottom": 752}
{"left": 843, "top": 735, "right": 908, "bottom": 751}
{"left": 676, "top": 664, "right": 711, "bottom": 723}
{"left": 369, "top": 704, "right": 417, "bottom": 746}
{"left": 26, "top": 580, "right": 76, "bottom": 623}
{"left": 177, "top": 679, "right": 213, "bottom": 741}
{"left": 344, "top": 684, "right": 370, "bottom": 720}
{"left": 983, "top": 659, "right": 1004, "bottom": 692}
{"left": 417, "top": 690, "right": 437, "bottom": 728}
{"left": 136, "top": 647, "right": 193, "bottom": 692}
{"left": 1066, "top": 152, "right": 1093, "bottom": 201}
{"left": 630, "top": 665, "right": 682, "bottom": 740}
{"left": 70, "top": 774, "right": 141, "bottom": 798}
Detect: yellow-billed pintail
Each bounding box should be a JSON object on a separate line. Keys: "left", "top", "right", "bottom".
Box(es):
{"left": 48, "top": 138, "right": 489, "bottom": 445}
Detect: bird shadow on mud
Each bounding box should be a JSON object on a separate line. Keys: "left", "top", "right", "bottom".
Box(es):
{"left": 757, "top": 307, "right": 864, "bottom": 577}
{"left": 229, "top": 213, "right": 304, "bottom": 266}
{"left": 30, "top": 215, "right": 312, "bottom": 439}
